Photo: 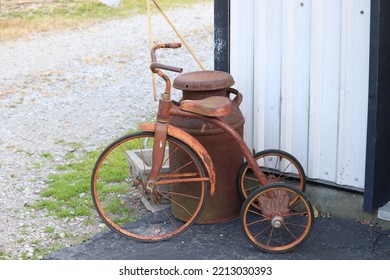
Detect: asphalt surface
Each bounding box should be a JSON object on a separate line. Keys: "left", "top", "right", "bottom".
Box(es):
{"left": 45, "top": 216, "right": 390, "bottom": 260}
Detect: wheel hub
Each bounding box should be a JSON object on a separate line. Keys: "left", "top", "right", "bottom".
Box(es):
{"left": 271, "top": 215, "right": 284, "bottom": 229}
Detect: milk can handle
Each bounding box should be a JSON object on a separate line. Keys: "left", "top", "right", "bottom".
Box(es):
{"left": 227, "top": 88, "right": 243, "bottom": 106}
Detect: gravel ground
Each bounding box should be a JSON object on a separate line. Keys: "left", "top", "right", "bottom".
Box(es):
{"left": 0, "top": 1, "right": 214, "bottom": 259}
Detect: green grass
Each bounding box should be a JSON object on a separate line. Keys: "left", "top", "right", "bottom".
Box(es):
{"left": 44, "top": 226, "right": 56, "bottom": 234}
{"left": 32, "top": 149, "right": 101, "bottom": 218}
{"left": 31, "top": 130, "right": 138, "bottom": 219}
{"left": 41, "top": 152, "right": 54, "bottom": 160}
{"left": 0, "top": 250, "right": 12, "bottom": 260}
{"left": 0, "top": 0, "right": 211, "bottom": 41}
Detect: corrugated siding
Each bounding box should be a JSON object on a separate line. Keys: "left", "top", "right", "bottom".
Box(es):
{"left": 231, "top": 0, "right": 371, "bottom": 190}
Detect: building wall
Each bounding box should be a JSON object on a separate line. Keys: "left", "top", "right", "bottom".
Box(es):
{"left": 230, "top": 0, "right": 371, "bottom": 190}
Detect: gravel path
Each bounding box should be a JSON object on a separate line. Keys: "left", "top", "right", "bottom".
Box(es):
{"left": 0, "top": 1, "right": 213, "bottom": 259}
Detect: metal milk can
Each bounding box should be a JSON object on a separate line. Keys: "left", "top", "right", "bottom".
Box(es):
{"left": 170, "top": 70, "right": 245, "bottom": 224}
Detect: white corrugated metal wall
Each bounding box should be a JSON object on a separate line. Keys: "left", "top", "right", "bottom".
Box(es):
{"left": 230, "top": 0, "right": 371, "bottom": 190}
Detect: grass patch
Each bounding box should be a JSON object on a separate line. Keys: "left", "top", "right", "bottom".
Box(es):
{"left": 32, "top": 149, "right": 102, "bottom": 218}
{"left": 55, "top": 139, "right": 83, "bottom": 149}
{"left": 0, "top": 0, "right": 211, "bottom": 41}
{"left": 32, "top": 128, "right": 137, "bottom": 219}
{"left": 44, "top": 226, "right": 56, "bottom": 234}
{"left": 41, "top": 152, "right": 54, "bottom": 160}
{"left": 0, "top": 250, "right": 12, "bottom": 260}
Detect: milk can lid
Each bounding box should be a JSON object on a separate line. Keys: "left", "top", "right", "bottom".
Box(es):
{"left": 173, "top": 71, "right": 235, "bottom": 91}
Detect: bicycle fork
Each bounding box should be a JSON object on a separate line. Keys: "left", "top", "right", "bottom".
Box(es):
{"left": 146, "top": 98, "right": 172, "bottom": 192}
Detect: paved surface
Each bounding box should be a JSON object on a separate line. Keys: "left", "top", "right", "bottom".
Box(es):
{"left": 45, "top": 216, "right": 390, "bottom": 260}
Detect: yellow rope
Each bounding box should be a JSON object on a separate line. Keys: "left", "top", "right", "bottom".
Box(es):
{"left": 146, "top": 0, "right": 158, "bottom": 101}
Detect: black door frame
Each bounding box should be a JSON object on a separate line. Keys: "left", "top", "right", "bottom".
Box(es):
{"left": 364, "top": 0, "right": 390, "bottom": 212}
{"left": 214, "top": 0, "right": 390, "bottom": 212}
{"left": 214, "top": 0, "right": 230, "bottom": 72}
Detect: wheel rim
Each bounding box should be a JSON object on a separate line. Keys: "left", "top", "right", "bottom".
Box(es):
{"left": 241, "top": 184, "right": 314, "bottom": 253}
{"left": 91, "top": 132, "right": 208, "bottom": 241}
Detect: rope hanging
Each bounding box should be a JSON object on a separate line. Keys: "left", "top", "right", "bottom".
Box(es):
{"left": 147, "top": 0, "right": 206, "bottom": 100}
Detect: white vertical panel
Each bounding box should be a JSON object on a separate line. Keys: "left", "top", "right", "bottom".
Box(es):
{"left": 253, "top": 0, "right": 283, "bottom": 151}
{"left": 337, "top": 0, "right": 371, "bottom": 188}
{"left": 230, "top": 0, "right": 371, "bottom": 190}
{"left": 280, "top": 0, "right": 311, "bottom": 169}
{"left": 253, "top": 0, "right": 267, "bottom": 151}
{"left": 230, "top": 0, "right": 255, "bottom": 149}
{"left": 308, "top": 0, "right": 342, "bottom": 182}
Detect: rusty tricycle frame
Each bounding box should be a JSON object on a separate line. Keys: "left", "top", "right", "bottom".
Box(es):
{"left": 91, "top": 43, "right": 314, "bottom": 253}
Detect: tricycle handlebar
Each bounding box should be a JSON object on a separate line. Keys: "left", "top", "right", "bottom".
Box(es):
{"left": 150, "top": 62, "right": 183, "bottom": 74}
{"left": 150, "top": 43, "right": 183, "bottom": 98}
{"left": 151, "top": 43, "right": 182, "bottom": 70}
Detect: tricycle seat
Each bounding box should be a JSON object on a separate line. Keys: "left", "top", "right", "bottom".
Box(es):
{"left": 179, "top": 96, "right": 233, "bottom": 117}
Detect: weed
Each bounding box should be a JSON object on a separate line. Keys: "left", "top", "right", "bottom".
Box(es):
{"left": 55, "top": 139, "right": 84, "bottom": 150}
{"left": 32, "top": 123, "right": 144, "bottom": 221}
{"left": 32, "top": 149, "right": 102, "bottom": 218}
{"left": 0, "top": 250, "right": 11, "bottom": 260}
{"left": 64, "top": 152, "right": 76, "bottom": 160}
{"left": 32, "top": 162, "right": 42, "bottom": 169}
{"left": 44, "top": 226, "right": 56, "bottom": 234}
{"left": 17, "top": 238, "right": 25, "bottom": 244}
{"left": 29, "top": 243, "right": 64, "bottom": 260}
{"left": 31, "top": 240, "right": 41, "bottom": 245}
{"left": 41, "top": 152, "right": 54, "bottom": 160}
{"left": 26, "top": 151, "right": 34, "bottom": 157}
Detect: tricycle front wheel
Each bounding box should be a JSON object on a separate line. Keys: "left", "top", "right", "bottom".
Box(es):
{"left": 91, "top": 132, "right": 208, "bottom": 242}
{"left": 240, "top": 183, "right": 314, "bottom": 253}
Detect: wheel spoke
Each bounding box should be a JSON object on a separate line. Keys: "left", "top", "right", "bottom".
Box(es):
{"left": 267, "top": 228, "right": 275, "bottom": 246}
{"left": 152, "top": 194, "right": 178, "bottom": 230}
{"left": 276, "top": 162, "right": 293, "bottom": 181}
{"left": 282, "top": 223, "right": 298, "bottom": 241}
{"left": 244, "top": 174, "right": 260, "bottom": 182}
{"left": 104, "top": 156, "right": 132, "bottom": 177}
{"left": 160, "top": 191, "right": 195, "bottom": 220}
{"left": 253, "top": 224, "right": 272, "bottom": 239}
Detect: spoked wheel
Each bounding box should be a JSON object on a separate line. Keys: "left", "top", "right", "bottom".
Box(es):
{"left": 91, "top": 132, "right": 209, "bottom": 242}
{"left": 238, "top": 149, "right": 306, "bottom": 204}
{"left": 240, "top": 183, "right": 314, "bottom": 253}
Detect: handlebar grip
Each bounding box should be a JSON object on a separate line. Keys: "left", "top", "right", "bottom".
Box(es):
{"left": 150, "top": 62, "right": 183, "bottom": 73}
{"left": 167, "top": 42, "right": 181, "bottom": 49}
{"left": 151, "top": 43, "right": 182, "bottom": 64}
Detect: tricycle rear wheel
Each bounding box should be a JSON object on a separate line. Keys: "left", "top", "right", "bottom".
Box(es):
{"left": 238, "top": 149, "right": 306, "bottom": 204}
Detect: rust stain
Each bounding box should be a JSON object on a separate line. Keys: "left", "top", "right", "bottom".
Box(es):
{"left": 139, "top": 122, "right": 216, "bottom": 196}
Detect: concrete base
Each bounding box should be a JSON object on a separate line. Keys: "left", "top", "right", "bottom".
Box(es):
{"left": 378, "top": 201, "right": 390, "bottom": 222}
{"left": 305, "top": 183, "right": 390, "bottom": 230}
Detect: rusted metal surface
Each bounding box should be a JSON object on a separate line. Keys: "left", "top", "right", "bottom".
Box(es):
{"left": 179, "top": 96, "right": 233, "bottom": 117}
{"left": 257, "top": 189, "right": 290, "bottom": 217}
{"left": 150, "top": 43, "right": 183, "bottom": 99}
{"left": 173, "top": 70, "right": 235, "bottom": 92}
{"left": 226, "top": 88, "right": 243, "bottom": 106}
{"left": 139, "top": 122, "right": 216, "bottom": 196}
{"left": 170, "top": 106, "right": 269, "bottom": 187}
{"left": 156, "top": 98, "right": 173, "bottom": 122}
{"left": 148, "top": 121, "right": 168, "bottom": 182}
{"left": 170, "top": 70, "right": 246, "bottom": 224}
